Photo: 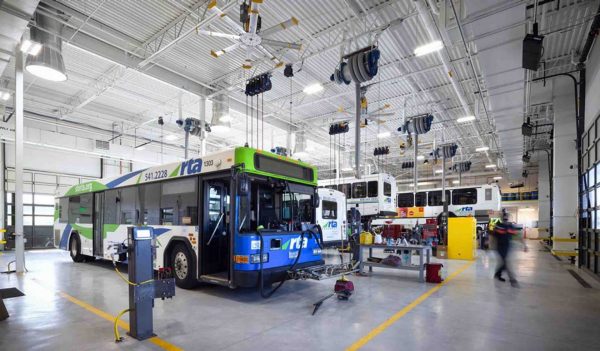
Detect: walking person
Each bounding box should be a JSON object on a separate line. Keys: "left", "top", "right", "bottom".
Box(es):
{"left": 492, "top": 209, "right": 527, "bottom": 287}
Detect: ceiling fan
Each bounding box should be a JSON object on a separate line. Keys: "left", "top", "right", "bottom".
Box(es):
{"left": 200, "top": 0, "right": 302, "bottom": 69}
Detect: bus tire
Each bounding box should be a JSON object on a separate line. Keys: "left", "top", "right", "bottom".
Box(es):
{"left": 171, "top": 243, "right": 197, "bottom": 289}
{"left": 69, "top": 234, "right": 85, "bottom": 263}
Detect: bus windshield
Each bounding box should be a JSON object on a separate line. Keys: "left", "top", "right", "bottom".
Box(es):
{"left": 238, "top": 179, "right": 315, "bottom": 233}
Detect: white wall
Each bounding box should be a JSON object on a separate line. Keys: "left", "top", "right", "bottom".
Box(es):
{"left": 5, "top": 143, "right": 101, "bottom": 177}
{"left": 585, "top": 39, "right": 600, "bottom": 131}
{"left": 552, "top": 78, "right": 578, "bottom": 252}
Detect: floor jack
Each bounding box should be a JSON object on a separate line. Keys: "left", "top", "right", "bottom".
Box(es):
{"left": 311, "top": 275, "right": 355, "bottom": 315}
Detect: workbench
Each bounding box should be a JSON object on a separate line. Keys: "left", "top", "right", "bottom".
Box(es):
{"left": 358, "top": 244, "right": 431, "bottom": 282}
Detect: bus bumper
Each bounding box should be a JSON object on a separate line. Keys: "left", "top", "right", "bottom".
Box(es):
{"left": 233, "top": 259, "right": 325, "bottom": 288}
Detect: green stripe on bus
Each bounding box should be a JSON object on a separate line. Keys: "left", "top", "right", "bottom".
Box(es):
{"left": 71, "top": 224, "right": 93, "bottom": 240}
{"left": 65, "top": 181, "right": 108, "bottom": 196}
{"left": 169, "top": 165, "right": 181, "bottom": 178}
{"left": 102, "top": 224, "right": 120, "bottom": 239}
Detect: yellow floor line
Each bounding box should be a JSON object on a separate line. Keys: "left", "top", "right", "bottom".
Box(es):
{"left": 30, "top": 278, "right": 183, "bottom": 351}
{"left": 346, "top": 260, "right": 475, "bottom": 351}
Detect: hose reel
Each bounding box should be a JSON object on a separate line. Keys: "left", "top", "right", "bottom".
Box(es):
{"left": 398, "top": 114, "right": 434, "bottom": 135}
{"left": 330, "top": 47, "right": 381, "bottom": 85}
{"left": 453, "top": 161, "right": 472, "bottom": 173}
{"left": 438, "top": 143, "right": 458, "bottom": 159}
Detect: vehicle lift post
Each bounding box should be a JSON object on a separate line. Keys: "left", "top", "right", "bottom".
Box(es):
{"left": 126, "top": 227, "right": 175, "bottom": 341}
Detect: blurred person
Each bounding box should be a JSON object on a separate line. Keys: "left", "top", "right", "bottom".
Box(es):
{"left": 492, "top": 209, "right": 528, "bottom": 287}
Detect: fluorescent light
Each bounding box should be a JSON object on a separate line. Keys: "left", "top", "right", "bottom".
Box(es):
{"left": 457, "top": 115, "right": 476, "bottom": 123}
{"left": 303, "top": 83, "right": 323, "bottom": 95}
{"left": 485, "top": 164, "right": 497, "bottom": 169}
{"left": 435, "top": 169, "right": 443, "bottom": 174}
{"left": 414, "top": 40, "right": 443, "bottom": 57}
{"left": 493, "top": 176, "right": 503, "bottom": 180}
{"left": 20, "top": 40, "right": 42, "bottom": 56}
{"left": 219, "top": 114, "right": 232, "bottom": 122}
{"left": 417, "top": 155, "right": 425, "bottom": 161}
{"left": 26, "top": 65, "right": 67, "bottom": 82}
{"left": 476, "top": 146, "right": 489, "bottom": 152}
{"left": 452, "top": 180, "right": 460, "bottom": 184}
{"left": 0, "top": 92, "right": 9, "bottom": 101}
{"left": 377, "top": 131, "right": 391, "bottom": 139}
{"left": 165, "top": 134, "right": 178, "bottom": 141}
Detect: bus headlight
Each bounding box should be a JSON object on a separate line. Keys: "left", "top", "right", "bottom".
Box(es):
{"left": 312, "top": 248, "right": 322, "bottom": 255}
{"left": 250, "top": 253, "right": 269, "bottom": 264}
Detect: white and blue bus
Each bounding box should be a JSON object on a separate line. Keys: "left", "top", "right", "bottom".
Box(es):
{"left": 396, "top": 184, "right": 502, "bottom": 219}
{"left": 318, "top": 173, "right": 397, "bottom": 219}
{"left": 54, "top": 147, "right": 324, "bottom": 290}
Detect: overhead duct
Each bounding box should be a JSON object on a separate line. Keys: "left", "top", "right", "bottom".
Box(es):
{"left": 26, "top": 12, "right": 67, "bottom": 81}
{"left": 211, "top": 93, "right": 231, "bottom": 132}
{"left": 294, "top": 131, "right": 307, "bottom": 157}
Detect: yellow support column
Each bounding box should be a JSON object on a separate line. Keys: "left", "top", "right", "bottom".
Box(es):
{"left": 448, "top": 217, "right": 476, "bottom": 260}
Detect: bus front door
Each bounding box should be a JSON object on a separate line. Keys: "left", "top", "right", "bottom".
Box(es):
{"left": 201, "top": 180, "right": 230, "bottom": 282}
{"left": 93, "top": 192, "right": 104, "bottom": 257}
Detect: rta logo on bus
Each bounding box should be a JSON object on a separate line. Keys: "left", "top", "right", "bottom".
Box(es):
{"left": 180, "top": 158, "right": 202, "bottom": 176}
{"left": 322, "top": 221, "right": 337, "bottom": 229}
{"left": 74, "top": 183, "right": 92, "bottom": 193}
{"left": 285, "top": 237, "right": 308, "bottom": 250}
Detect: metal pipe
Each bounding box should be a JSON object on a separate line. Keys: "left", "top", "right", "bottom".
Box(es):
{"left": 14, "top": 48, "right": 24, "bottom": 273}
{"left": 199, "top": 96, "right": 206, "bottom": 156}
{"left": 414, "top": 134, "right": 418, "bottom": 194}
{"left": 355, "top": 83, "right": 361, "bottom": 179}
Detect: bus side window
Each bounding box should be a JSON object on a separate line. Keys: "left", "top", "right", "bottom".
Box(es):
{"left": 485, "top": 188, "right": 492, "bottom": 201}
{"left": 68, "top": 195, "right": 92, "bottom": 224}
{"left": 452, "top": 188, "right": 477, "bottom": 205}
{"left": 367, "top": 181, "right": 378, "bottom": 197}
{"left": 352, "top": 182, "right": 366, "bottom": 198}
{"left": 384, "top": 182, "right": 392, "bottom": 196}
{"left": 119, "top": 187, "right": 138, "bottom": 225}
{"left": 59, "top": 197, "right": 69, "bottom": 223}
{"left": 140, "top": 182, "right": 161, "bottom": 225}
{"left": 339, "top": 183, "right": 351, "bottom": 199}
{"left": 161, "top": 178, "right": 198, "bottom": 226}
{"left": 415, "top": 192, "right": 427, "bottom": 206}
{"left": 322, "top": 200, "right": 337, "bottom": 219}
{"left": 103, "top": 189, "right": 119, "bottom": 225}
{"left": 397, "top": 193, "right": 414, "bottom": 207}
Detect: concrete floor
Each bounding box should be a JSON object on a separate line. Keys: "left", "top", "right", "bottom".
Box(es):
{"left": 1, "top": 243, "right": 600, "bottom": 351}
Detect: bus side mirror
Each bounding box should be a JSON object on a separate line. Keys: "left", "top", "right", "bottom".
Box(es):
{"left": 313, "top": 193, "right": 320, "bottom": 208}
{"left": 238, "top": 173, "right": 250, "bottom": 195}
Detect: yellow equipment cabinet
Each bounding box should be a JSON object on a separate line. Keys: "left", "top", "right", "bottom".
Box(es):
{"left": 448, "top": 217, "right": 477, "bottom": 260}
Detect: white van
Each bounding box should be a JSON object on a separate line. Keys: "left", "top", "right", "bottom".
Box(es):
{"left": 316, "top": 188, "right": 347, "bottom": 245}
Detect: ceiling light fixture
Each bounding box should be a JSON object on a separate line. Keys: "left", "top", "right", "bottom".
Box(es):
{"left": 25, "top": 14, "right": 68, "bottom": 82}
{"left": 435, "top": 169, "right": 443, "bottom": 174}
{"left": 493, "top": 176, "right": 503, "bottom": 180}
{"left": 457, "top": 115, "right": 476, "bottom": 123}
{"left": 414, "top": 40, "right": 443, "bottom": 57}
{"left": 303, "top": 83, "right": 323, "bottom": 95}
{"left": 485, "top": 164, "right": 497, "bottom": 169}
{"left": 20, "top": 39, "right": 42, "bottom": 56}
{"left": 452, "top": 180, "right": 460, "bottom": 184}
{"left": 377, "top": 131, "right": 391, "bottom": 139}
{"left": 417, "top": 155, "right": 425, "bottom": 161}
{"left": 476, "top": 146, "right": 489, "bottom": 152}
{"left": 0, "top": 92, "right": 10, "bottom": 101}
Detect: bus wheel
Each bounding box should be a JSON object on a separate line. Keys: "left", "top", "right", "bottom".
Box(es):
{"left": 171, "top": 244, "right": 197, "bottom": 289}
{"left": 69, "top": 234, "right": 85, "bottom": 263}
